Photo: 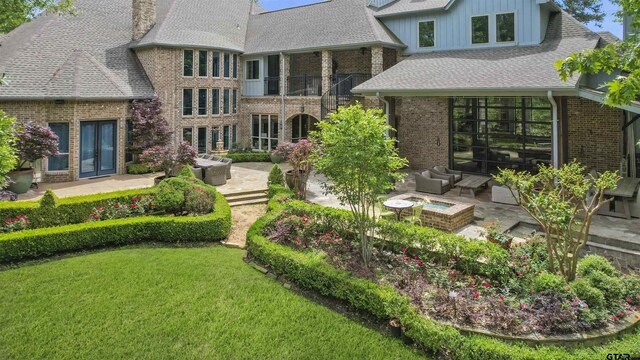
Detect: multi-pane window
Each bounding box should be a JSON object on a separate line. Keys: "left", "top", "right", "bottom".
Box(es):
{"left": 212, "top": 52, "right": 220, "bottom": 77}
{"left": 232, "top": 125, "right": 237, "bottom": 145}
{"left": 48, "top": 122, "right": 69, "bottom": 171}
{"left": 450, "top": 97, "right": 552, "bottom": 175}
{"left": 183, "top": 89, "right": 193, "bottom": 116}
{"left": 252, "top": 114, "right": 279, "bottom": 150}
{"left": 199, "top": 50, "right": 208, "bottom": 77}
{"left": 223, "top": 89, "right": 230, "bottom": 114}
{"left": 183, "top": 128, "right": 193, "bottom": 144}
{"left": 418, "top": 20, "right": 435, "bottom": 48}
{"left": 212, "top": 127, "right": 220, "bottom": 149}
{"left": 292, "top": 114, "right": 311, "bottom": 143}
{"left": 198, "top": 89, "right": 208, "bottom": 115}
{"left": 471, "top": 15, "right": 489, "bottom": 44}
{"left": 223, "top": 125, "right": 230, "bottom": 150}
{"left": 246, "top": 60, "right": 260, "bottom": 80}
{"left": 233, "top": 54, "right": 238, "bottom": 78}
{"left": 183, "top": 50, "right": 194, "bottom": 76}
{"left": 223, "top": 53, "right": 230, "bottom": 78}
{"left": 496, "top": 13, "right": 515, "bottom": 42}
{"left": 197, "top": 127, "right": 207, "bottom": 154}
{"left": 232, "top": 89, "right": 237, "bottom": 114}
{"left": 211, "top": 89, "right": 220, "bottom": 115}
{"left": 125, "top": 120, "right": 134, "bottom": 163}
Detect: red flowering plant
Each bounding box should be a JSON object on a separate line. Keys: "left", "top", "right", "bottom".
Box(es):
{"left": 85, "top": 195, "right": 156, "bottom": 222}
{"left": 2, "top": 215, "right": 28, "bottom": 232}
{"left": 267, "top": 211, "right": 321, "bottom": 249}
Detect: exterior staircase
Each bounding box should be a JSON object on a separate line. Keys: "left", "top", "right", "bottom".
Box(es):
{"left": 224, "top": 189, "right": 269, "bottom": 207}
{"left": 321, "top": 73, "right": 371, "bottom": 119}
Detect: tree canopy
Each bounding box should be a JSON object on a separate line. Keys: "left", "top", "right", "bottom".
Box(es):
{"left": 0, "top": 0, "right": 76, "bottom": 34}
{"left": 556, "top": 0, "right": 607, "bottom": 26}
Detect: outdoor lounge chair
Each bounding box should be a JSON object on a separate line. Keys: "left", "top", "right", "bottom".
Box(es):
{"left": 202, "top": 163, "right": 227, "bottom": 186}
{"left": 430, "top": 166, "right": 463, "bottom": 183}
{"left": 415, "top": 170, "right": 452, "bottom": 195}
{"left": 211, "top": 156, "right": 232, "bottom": 179}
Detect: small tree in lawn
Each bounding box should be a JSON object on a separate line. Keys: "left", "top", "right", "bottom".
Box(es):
{"left": 139, "top": 141, "right": 197, "bottom": 178}
{"left": 131, "top": 96, "right": 173, "bottom": 156}
{"left": 494, "top": 161, "right": 620, "bottom": 282}
{"left": 312, "top": 104, "right": 407, "bottom": 266}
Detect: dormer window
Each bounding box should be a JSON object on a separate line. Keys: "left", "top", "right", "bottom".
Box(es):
{"left": 418, "top": 20, "right": 435, "bottom": 48}
{"left": 471, "top": 15, "right": 489, "bottom": 44}
{"left": 496, "top": 13, "right": 515, "bottom": 43}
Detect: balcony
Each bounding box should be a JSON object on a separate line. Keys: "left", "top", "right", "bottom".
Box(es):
{"left": 264, "top": 77, "right": 280, "bottom": 96}
{"left": 287, "top": 75, "right": 322, "bottom": 96}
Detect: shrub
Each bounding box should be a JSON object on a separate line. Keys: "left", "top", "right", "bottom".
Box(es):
{"left": 577, "top": 255, "right": 617, "bottom": 277}
{"left": 267, "top": 164, "right": 285, "bottom": 187}
{"left": 585, "top": 270, "right": 624, "bottom": 303}
{"left": 156, "top": 177, "right": 215, "bottom": 216}
{"left": 85, "top": 195, "right": 155, "bottom": 222}
{"left": 39, "top": 189, "right": 58, "bottom": 208}
{"left": 533, "top": 273, "right": 568, "bottom": 293}
{"left": 223, "top": 152, "right": 270, "bottom": 163}
{"left": 127, "top": 163, "right": 152, "bottom": 175}
{"left": 185, "top": 185, "right": 216, "bottom": 215}
{"left": 622, "top": 275, "right": 640, "bottom": 306}
{"left": 176, "top": 165, "right": 196, "bottom": 179}
{"left": 572, "top": 278, "right": 605, "bottom": 309}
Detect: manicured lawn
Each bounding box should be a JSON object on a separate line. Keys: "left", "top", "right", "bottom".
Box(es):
{"left": 0, "top": 246, "right": 423, "bottom": 359}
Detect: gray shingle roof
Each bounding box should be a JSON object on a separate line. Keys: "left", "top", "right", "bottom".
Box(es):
{"left": 371, "top": 0, "right": 450, "bottom": 17}
{"left": 133, "top": 0, "right": 253, "bottom": 52}
{"left": 353, "top": 12, "right": 600, "bottom": 94}
{"left": 596, "top": 31, "right": 620, "bottom": 46}
{"left": 244, "top": 0, "right": 405, "bottom": 55}
{"left": 0, "top": 0, "right": 154, "bottom": 100}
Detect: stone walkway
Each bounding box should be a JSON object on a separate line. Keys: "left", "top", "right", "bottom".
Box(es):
{"left": 223, "top": 204, "right": 267, "bottom": 248}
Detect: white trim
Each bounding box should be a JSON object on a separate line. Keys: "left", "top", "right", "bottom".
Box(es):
{"left": 417, "top": 19, "right": 436, "bottom": 49}
{"left": 495, "top": 11, "right": 517, "bottom": 44}
{"left": 470, "top": 14, "right": 490, "bottom": 45}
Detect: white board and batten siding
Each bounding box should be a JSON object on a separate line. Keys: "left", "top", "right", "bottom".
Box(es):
{"left": 380, "top": 0, "right": 547, "bottom": 55}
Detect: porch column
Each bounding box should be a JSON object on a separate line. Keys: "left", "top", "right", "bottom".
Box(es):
{"left": 371, "top": 45, "right": 384, "bottom": 76}
{"left": 321, "top": 50, "right": 332, "bottom": 95}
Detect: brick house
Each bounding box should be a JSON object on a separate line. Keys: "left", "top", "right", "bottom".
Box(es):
{"left": 0, "top": 0, "right": 638, "bottom": 183}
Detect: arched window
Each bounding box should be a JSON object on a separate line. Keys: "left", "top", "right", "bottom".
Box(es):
{"left": 292, "top": 114, "right": 313, "bottom": 143}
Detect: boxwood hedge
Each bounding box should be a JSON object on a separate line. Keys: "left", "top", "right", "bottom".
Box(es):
{"left": 246, "top": 186, "right": 640, "bottom": 359}
{"left": 0, "top": 189, "right": 231, "bottom": 264}
{"left": 223, "top": 152, "right": 271, "bottom": 163}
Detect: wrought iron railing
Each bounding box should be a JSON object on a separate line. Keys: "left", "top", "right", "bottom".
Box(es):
{"left": 287, "top": 75, "right": 322, "bottom": 96}
{"left": 321, "top": 73, "right": 371, "bottom": 119}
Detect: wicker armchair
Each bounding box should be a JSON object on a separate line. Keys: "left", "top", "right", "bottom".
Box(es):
{"left": 211, "top": 156, "right": 232, "bottom": 179}
{"left": 415, "top": 170, "right": 452, "bottom": 195}
{"left": 202, "top": 163, "right": 227, "bottom": 186}
{"left": 430, "top": 166, "right": 463, "bottom": 183}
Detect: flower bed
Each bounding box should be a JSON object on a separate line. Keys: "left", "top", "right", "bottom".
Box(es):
{"left": 246, "top": 186, "right": 640, "bottom": 358}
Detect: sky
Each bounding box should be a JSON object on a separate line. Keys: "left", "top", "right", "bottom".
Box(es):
{"left": 259, "top": 0, "right": 624, "bottom": 39}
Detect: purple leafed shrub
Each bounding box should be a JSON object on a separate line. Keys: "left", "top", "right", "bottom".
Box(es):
{"left": 131, "top": 96, "right": 173, "bottom": 154}
{"left": 139, "top": 141, "right": 197, "bottom": 177}
{"left": 14, "top": 122, "right": 59, "bottom": 169}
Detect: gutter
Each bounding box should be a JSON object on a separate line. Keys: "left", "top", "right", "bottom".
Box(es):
{"left": 547, "top": 90, "right": 560, "bottom": 169}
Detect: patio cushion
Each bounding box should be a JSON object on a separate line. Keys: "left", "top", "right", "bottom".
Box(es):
{"left": 453, "top": 174, "right": 462, "bottom": 182}
{"left": 441, "top": 180, "right": 450, "bottom": 187}
{"left": 421, "top": 170, "right": 431, "bottom": 178}
{"left": 433, "top": 166, "right": 447, "bottom": 173}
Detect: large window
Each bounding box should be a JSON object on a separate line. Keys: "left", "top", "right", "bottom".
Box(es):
{"left": 198, "top": 50, "right": 208, "bottom": 77}
{"left": 48, "top": 122, "right": 69, "bottom": 171}
{"left": 232, "top": 124, "right": 237, "bottom": 145}
{"left": 232, "top": 89, "right": 237, "bottom": 114}
{"left": 198, "top": 89, "right": 208, "bottom": 115}
{"left": 212, "top": 127, "right": 220, "bottom": 149}
{"left": 291, "top": 114, "right": 311, "bottom": 142}
{"left": 233, "top": 54, "right": 238, "bottom": 78}
{"left": 212, "top": 52, "right": 220, "bottom": 77}
{"left": 418, "top": 20, "right": 435, "bottom": 48}
{"left": 451, "top": 97, "right": 552, "bottom": 175}
{"left": 211, "top": 88, "right": 220, "bottom": 115}
{"left": 246, "top": 60, "right": 260, "bottom": 80}
{"left": 496, "top": 13, "right": 515, "bottom": 43}
{"left": 125, "top": 119, "right": 134, "bottom": 163}
{"left": 224, "top": 53, "right": 230, "bottom": 78}
{"left": 183, "top": 89, "right": 193, "bottom": 116}
{"left": 252, "top": 114, "right": 278, "bottom": 150}
{"left": 197, "top": 127, "right": 207, "bottom": 154}
{"left": 183, "top": 128, "right": 193, "bottom": 144}
{"left": 223, "top": 89, "right": 230, "bottom": 114}
{"left": 183, "top": 50, "right": 194, "bottom": 77}
{"left": 223, "top": 125, "right": 230, "bottom": 150}
{"left": 471, "top": 15, "right": 489, "bottom": 44}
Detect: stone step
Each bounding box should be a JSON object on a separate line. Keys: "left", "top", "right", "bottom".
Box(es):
{"left": 223, "top": 189, "right": 268, "bottom": 198}
{"left": 227, "top": 193, "right": 269, "bottom": 203}
{"left": 229, "top": 198, "right": 268, "bottom": 207}
{"left": 588, "top": 233, "right": 640, "bottom": 253}
{"left": 585, "top": 241, "right": 640, "bottom": 269}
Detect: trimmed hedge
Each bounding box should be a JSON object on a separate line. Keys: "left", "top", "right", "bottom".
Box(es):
{"left": 0, "top": 188, "right": 156, "bottom": 229}
{"left": 223, "top": 152, "right": 271, "bottom": 163}
{"left": 127, "top": 163, "right": 153, "bottom": 175}
{"left": 246, "top": 186, "right": 640, "bottom": 359}
{"left": 0, "top": 192, "right": 231, "bottom": 264}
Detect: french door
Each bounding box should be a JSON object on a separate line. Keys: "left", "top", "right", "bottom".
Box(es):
{"left": 80, "top": 121, "right": 117, "bottom": 178}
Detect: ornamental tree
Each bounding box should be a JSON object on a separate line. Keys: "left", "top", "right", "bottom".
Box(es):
{"left": 139, "top": 141, "right": 197, "bottom": 177}
{"left": 131, "top": 96, "right": 173, "bottom": 155}
{"left": 494, "top": 162, "right": 620, "bottom": 282}
{"left": 0, "top": 110, "right": 17, "bottom": 188}
{"left": 13, "top": 121, "right": 59, "bottom": 169}
{"left": 286, "top": 140, "right": 315, "bottom": 200}
{"left": 312, "top": 104, "right": 407, "bottom": 266}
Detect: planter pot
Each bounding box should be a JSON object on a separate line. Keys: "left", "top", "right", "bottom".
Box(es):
{"left": 7, "top": 169, "right": 34, "bottom": 194}
{"left": 270, "top": 154, "right": 284, "bottom": 164}
{"left": 285, "top": 170, "right": 295, "bottom": 190}
{"left": 389, "top": 320, "right": 402, "bottom": 338}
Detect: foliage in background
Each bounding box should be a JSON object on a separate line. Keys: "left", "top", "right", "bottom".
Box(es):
{"left": 556, "top": 0, "right": 607, "bottom": 26}
{"left": 0, "top": 0, "right": 76, "bottom": 34}
{"left": 0, "top": 111, "right": 17, "bottom": 188}
{"left": 131, "top": 96, "right": 173, "bottom": 156}
{"left": 13, "top": 121, "right": 59, "bottom": 169}
{"left": 495, "top": 162, "right": 620, "bottom": 281}
{"left": 285, "top": 140, "right": 315, "bottom": 200}
{"left": 126, "top": 163, "right": 153, "bottom": 175}
{"left": 139, "top": 141, "right": 197, "bottom": 177}
{"left": 557, "top": 0, "right": 639, "bottom": 107}
{"left": 312, "top": 104, "right": 407, "bottom": 265}
{"left": 222, "top": 152, "right": 270, "bottom": 163}
{"left": 267, "top": 164, "right": 285, "bottom": 187}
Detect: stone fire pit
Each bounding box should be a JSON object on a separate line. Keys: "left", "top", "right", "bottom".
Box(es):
{"left": 391, "top": 192, "right": 475, "bottom": 232}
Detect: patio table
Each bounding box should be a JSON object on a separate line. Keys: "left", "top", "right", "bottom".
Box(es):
{"left": 455, "top": 175, "right": 492, "bottom": 198}
{"left": 383, "top": 199, "right": 414, "bottom": 221}
{"left": 599, "top": 177, "right": 640, "bottom": 220}
{"left": 196, "top": 158, "right": 223, "bottom": 167}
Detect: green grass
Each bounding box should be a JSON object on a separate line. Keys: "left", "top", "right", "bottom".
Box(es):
{"left": 0, "top": 247, "right": 423, "bottom": 359}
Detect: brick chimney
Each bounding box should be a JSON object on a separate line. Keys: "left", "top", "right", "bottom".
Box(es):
{"left": 132, "top": 0, "right": 156, "bottom": 41}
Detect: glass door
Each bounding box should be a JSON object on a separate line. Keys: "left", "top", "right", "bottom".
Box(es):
{"left": 79, "top": 121, "right": 117, "bottom": 178}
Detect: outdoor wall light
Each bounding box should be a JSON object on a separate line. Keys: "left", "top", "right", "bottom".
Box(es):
{"left": 360, "top": 47, "right": 367, "bottom": 55}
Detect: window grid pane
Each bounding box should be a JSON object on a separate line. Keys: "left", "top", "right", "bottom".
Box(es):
{"left": 224, "top": 53, "right": 230, "bottom": 78}
{"left": 48, "top": 122, "right": 70, "bottom": 171}
{"left": 472, "top": 16, "right": 489, "bottom": 44}
{"left": 232, "top": 89, "right": 237, "bottom": 114}
{"left": 197, "top": 127, "right": 207, "bottom": 154}
{"left": 183, "top": 50, "right": 193, "bottom": 76}
{"left": 212, "top": 52, "right": 220, "bottom": 77}
{"left": 183, "top": 89, "right": 193, "bottom": 116}
{"left": 233, "top": 54, "right": 238, "bottom": 78}
{"left": 211, "top": 89, "right": 220, "bottom": 115}
{"left": 223, "top": 89, "right": 230, "bottom": 114}
{"left": 496, "top": 13, "right": 515, "bottom": 42}
{"left": 198, "top": 89, "right": 207, "bottom": 115}
{"left": 418, "top": 21, "right": 435, "bottom": 48}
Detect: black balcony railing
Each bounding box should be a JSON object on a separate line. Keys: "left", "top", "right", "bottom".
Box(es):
{"left": 321, "top": 73, "right": 371, "bottom": 119}
{"left": 264, "top": 77, "right": 280, "bottom": 96}
{"left": 287, "top": 75, "right": 322, "bottom": 96}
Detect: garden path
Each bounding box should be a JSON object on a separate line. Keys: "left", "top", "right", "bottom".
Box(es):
{"left": 223, "top": 204, "right": 267, "bottom": 248}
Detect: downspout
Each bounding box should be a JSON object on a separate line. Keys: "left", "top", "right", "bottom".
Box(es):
{"left": 281, "top": 52, "right": 286, "bottom": 143}
{"left": 547, "top": 90, "right": 560, "bottom": 168}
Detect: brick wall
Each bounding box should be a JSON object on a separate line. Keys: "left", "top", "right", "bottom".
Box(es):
{"left": 290, "top": 53, "right": 322, "bottom": 77}
{"left": 333, "top": 49, "right": 372, "bottom": 74}
{"left": 566, "top": 97, "right": 623, "bottom": 173}
{"left": 395, "top": 97, "right": 449, "bottom": 170}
